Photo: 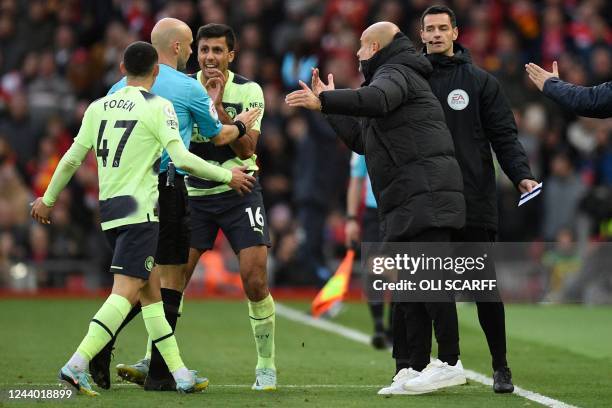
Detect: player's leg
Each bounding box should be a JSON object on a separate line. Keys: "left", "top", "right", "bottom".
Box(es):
{"left": 138, "top": 267, "right": 208, "bottom": 393}
{"left": 60, "top": 226, "right": 148, "bottom": 396}
{"left": 221, "top": 185, "right": 276, "bottom": 390}
{"left": 144, "top": 173, "right": 191, "bottom": 389}
{"left": 116, "top": 193, "right": 217, "bottom": 387}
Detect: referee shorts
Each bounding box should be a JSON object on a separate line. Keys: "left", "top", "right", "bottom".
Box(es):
{"left": 155, "top": 171, "right": 191, "bottom": 265}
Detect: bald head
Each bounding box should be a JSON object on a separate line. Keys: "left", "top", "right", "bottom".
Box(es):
{"left": 151, "top": 18, "right": 193, "bottom": 70}
{"left": 362, "top": 22, "right": 400, "bottom": 49}
{"left": 357, "top": 22, "right": 400, "bottom": 63}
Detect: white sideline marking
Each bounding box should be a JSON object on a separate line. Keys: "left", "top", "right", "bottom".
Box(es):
{"left": 275, "top": 303, "right": 580, "bottom": 408}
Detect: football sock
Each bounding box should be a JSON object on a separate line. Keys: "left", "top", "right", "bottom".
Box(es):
{"left": 74, "top": 294, "right": 131, "bottom": 365}
{"left": 142, "top": 302, "right": 184, "bottom": 373}
{"left": 248, "top": 294, "right": 276, "bottom": 370}
{"left": 147, "top": 289, "right": 182, "bottom": 378}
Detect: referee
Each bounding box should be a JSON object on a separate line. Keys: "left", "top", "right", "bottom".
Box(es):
{"left": 421, "top": 5, "right": 539, "bottom": 393}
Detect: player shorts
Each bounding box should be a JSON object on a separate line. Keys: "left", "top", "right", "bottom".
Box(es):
{"left": 189, "top": 182, "right": 271, "bottom": 253}
{"left": 155, "top": 172, "right": 191, "bottom": 265}
{"left": 104, "top": 221, "right": 159, "bottom": 280}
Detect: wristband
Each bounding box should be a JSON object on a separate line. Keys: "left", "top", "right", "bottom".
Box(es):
{"left": 234, "top": 120, "right": 247, "bottom": 138}
{"left": 346, "top": 215, "right": 357, "bottom": 221}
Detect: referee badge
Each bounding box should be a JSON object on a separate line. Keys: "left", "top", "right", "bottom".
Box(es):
{"left": 447, "top": 89, "right": 469, "bottom": 111}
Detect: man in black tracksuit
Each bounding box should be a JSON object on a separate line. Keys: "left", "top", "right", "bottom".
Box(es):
{"left": 421, "top": 5, "right": 540, "bottom": 393}
{"left": 287, "top": 21, "right": 467, "bottom": 395}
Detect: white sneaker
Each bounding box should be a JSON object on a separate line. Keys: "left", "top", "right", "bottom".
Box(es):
{"left": 402, "top": 359, "right": 466, "bottom": 394}
{"left": 377, "top": 368, "right": 421, "bottom": 395}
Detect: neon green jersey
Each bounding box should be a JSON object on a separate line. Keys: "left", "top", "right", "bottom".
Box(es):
{"left": 187, "top": 70, "right": 265, "bottom": 197}
{"left": 74, "top": 86, "right": 182, "bottom": 230}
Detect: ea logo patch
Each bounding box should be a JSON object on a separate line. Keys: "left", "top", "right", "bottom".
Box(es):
{"left": 447, "top": 89, "right": 469, "bottom": 111}
{"left": 145, "top": 256, "right": 154, "bottom": 272}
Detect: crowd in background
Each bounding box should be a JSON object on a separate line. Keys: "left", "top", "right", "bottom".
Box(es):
{"left": 0, "top": 0, "right": 611, "bottom": 298}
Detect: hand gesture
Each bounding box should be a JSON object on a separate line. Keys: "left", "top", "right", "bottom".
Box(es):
{"left": 235, "top": 108, "right": 261, "bottom": 131}
{"left": 30, "top": 197, "right": 52, "bottom": 224}
{"left": 205, "top": 68, "right": 226, "bottom": 106}
{"left": 525, "top": 61, "right": 559, "bottom": 91}
{"left": 228, "top": 165, "right": 256, "bottom": 195}
{"left": 285, "top": 80, "right": 322, "bottom": 110}
{"left": 311, "top": 68, "right": 335, "bottom": 97}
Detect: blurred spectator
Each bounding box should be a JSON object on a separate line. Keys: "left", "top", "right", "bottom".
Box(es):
{"left": 542, "top": 152, "right": 587, "bottom": 240}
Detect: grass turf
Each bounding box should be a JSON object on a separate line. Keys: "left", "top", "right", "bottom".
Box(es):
{"left": 0, "top": 299, "right": 610, "bottom": 407}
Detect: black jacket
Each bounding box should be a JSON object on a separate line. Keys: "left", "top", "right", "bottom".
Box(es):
{"left": 543, "top": 78, "right": 612, "bottom": 119}
{"left": 319, "top": 32, "right": 465, "bottom": 241}
{"left": 426, "top": 44, "right": 534, "bottom": 231}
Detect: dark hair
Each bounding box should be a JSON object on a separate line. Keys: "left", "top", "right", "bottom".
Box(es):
{"left": 421, "top": 5, "right": 457, "bottom": 28}
{"left": 123, "top": 41, "right": 158, "bottom": 77}
{"left": 196, "top": 23, "right": 236, "bottom": 51}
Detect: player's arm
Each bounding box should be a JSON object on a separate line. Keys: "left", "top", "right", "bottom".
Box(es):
{"left": 31, "top": 141, "right": 89, "bottom": 224}
{"left": 229, "top": 84, "right": 265, "bottom": 159}
{"left": 32, "top": 107, "right": 95, "bottom": 224}
{"left": 159, "top": 101, "right": 256, "bottom": 193}
{"left": 189, "top": 81, "right": 260, "bottom": 146}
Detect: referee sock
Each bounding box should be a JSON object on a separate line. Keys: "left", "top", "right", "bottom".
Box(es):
{"left": 142, "top": 302, "right": 185, "bottom": 373}
{"left": 71, "top": 294, "right": 131, "bottom": 370}
{"left": 248, "top": 294, "right": 276, "bottom": 370}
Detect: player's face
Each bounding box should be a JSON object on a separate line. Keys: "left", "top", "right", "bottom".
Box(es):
{"left": 176, "top": 32, "right": 193, "bottom": 71}
{"left": 198, "top": 37, "right": 235, "bottom": 79}
{"left": 421, "top": 13, "right": 458, "bottom": 56}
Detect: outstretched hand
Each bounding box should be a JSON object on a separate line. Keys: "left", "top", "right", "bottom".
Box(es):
{"left": 285, "top": 80, "right": 322, "bottom": 110}
{"left": 525, "top": 61, "right": 559, "bottom": 91}
{"left": 311, "top": 68, "right": 335, "bottom": 97}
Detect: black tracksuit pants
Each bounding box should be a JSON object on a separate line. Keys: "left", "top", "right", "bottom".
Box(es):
{"left": 451, "top": 226, "right": 508, "bottom": 371}
{"left": 391, "top": 228, "right": 460, "bottom": 372}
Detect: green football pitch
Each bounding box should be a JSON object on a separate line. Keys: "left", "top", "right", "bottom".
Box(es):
{"left": 0, "top": 299, "right": 611, "bottom": 407}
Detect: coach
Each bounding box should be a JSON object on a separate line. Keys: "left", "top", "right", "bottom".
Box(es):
{"left": 421, "top": 5, "right": 539, "bottom": 393}
{"left": 287, "top": 22, "right": 467, "bottom": 395}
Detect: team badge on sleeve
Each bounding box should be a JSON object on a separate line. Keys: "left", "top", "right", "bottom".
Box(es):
{"left": 164, "top": 103, "right": 178, "bottom": 129}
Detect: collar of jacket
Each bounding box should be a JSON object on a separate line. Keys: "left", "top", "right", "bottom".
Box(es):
{"left": 360, "top": 32, "right": 432, "bottom": 85}
{"left": 425, "top": 42, "right": 472, "bottom": 68}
